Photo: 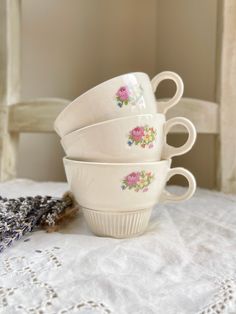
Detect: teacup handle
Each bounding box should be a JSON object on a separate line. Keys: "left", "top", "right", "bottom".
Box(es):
{"left": 159, "top": 167, "right": 196, "bottom": 203}
{"left": 151, "top": 71, "right": 184, "bottom": 114}
{"left": 162, "top": 117, "right": 197, "bottom": 159}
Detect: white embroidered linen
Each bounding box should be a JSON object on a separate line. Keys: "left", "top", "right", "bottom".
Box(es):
{"left": 0, "top": 179, "right": 236, "bottom": 314}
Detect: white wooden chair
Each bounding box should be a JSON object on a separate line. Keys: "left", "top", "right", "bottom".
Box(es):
{"left": 0, "top": 0, "right": 235, "bottom": 193}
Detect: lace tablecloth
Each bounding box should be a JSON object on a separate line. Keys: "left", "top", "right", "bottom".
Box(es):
{"left": 0, "top": 179, "right": 236, "bottom": 314}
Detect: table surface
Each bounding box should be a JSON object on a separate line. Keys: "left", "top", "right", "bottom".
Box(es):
{"left": 0, "top": 179, "right": 236, "bottom": 314}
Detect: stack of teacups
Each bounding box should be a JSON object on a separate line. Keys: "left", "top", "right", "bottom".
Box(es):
{"left": 54, "top": 71, "right": 197, "bottom": 238}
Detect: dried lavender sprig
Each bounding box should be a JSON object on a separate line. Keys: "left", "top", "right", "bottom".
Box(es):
{"left": 0, "top": 196, "right": 52, "bottom": 252}
{"left": 0, "top": 194, "right": 75, "bottom": 253}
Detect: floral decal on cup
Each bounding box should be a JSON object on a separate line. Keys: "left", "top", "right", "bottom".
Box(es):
{"left": 116, "top": 85, "right": 143, "bottom": 108}
{"left": 127, "top": 126, "right": 157, "bottom": 148}
{"left": 121, "top": 170, "right": 154, "bottom": 192}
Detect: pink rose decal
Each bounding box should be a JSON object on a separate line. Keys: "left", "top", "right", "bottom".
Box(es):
{"left": 116, "top": 86, "right": 129, "bottom": 101}
{"left": 127, "top": 125, "right": 157, "bottom": 148}
{"left": 125, "top": 172, "right": 140, "bottom": 186}
{"left": 121, "top": 170, "right": 154, "bottom": 192}
{"left": 116, "top": 86, "right": 130, "bottom": 107}
{"left": 115, "top": 84, "right": 143, "bottom": 108}
{"left": 130, "top": 127, "right": 145, "bottom": 142}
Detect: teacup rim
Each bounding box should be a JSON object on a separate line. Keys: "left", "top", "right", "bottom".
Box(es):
{"left": 63, "top": 156, "right": 171, "bottom": 167}
{"left": 61, "top": 113, "right": 165, "bottom": 141}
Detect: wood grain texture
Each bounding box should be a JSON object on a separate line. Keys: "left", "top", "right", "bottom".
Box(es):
{"left": 216, "top": 0, "right": 236, "bottom": 193}
{"left": 9, "top": 98, "right": 69, "bottom": 132}
{"left": 0, "top": 0, "right": 21, "bottom": 181}
{"left": 166, "top": 98, "right": 219, "bottom": 134}
{"left": 0, "top": 1, "right": 69, "bottom": 181}
{"left": 9, "top": 97, "right": 218, "bottom": 134}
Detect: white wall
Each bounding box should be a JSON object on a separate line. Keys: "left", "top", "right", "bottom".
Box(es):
{"left": 19, "top": 0, "right": 218, "bottom": 188}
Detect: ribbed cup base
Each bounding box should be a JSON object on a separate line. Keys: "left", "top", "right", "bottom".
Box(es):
{"left": 82, "top": 207, "right": 152, "bottom": 238}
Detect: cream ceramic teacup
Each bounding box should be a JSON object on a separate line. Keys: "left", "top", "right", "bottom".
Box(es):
{"left": 64, "top": 158, "right": 196, "bottom": 237}
{"left": 82, "top": 207, "right": 153, "bottom": 238}
{"left": 61, "top": 114, "right": 196, "bottom": 162}
{"left": 55, "top": 71, "right": 184, "bottom": 137}
{"left": 63, "top": 158, "right": 196, "bottom": 212}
